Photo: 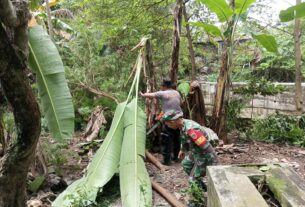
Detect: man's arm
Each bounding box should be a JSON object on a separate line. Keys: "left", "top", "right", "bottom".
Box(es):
{"left": 140, "top": 92, "right": 157, "bottom": 98}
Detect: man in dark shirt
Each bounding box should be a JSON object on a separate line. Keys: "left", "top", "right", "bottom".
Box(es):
{"left": 140, "top": 77, "right": 183, "bottom": 165}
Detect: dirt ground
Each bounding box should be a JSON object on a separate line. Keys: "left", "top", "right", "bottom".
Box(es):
{"left": 27, "top": 133, "right": 305, "bottom": 207}
{"left": 148, "top": 136, "right": 305, "bottom": 206}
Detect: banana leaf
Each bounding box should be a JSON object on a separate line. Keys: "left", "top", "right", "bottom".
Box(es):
{"left": 52, "top": 101, "right": 127, "bottom": 207}
{"left": 189, "top": 22, "right": 223, "bottom": 38}
{"left": 29, "top": 0, "right": 40, "bottom": 10}
{"left": 28, "top": 25, "right": 74, "bottom": 140}
{"left": 252, "top": 33, "right": 278, "bottom": 53}
{"left": 234, "top": 0, "right": 256, "bottom": 15}
{"left": 198, "top": 0, "right": 233, "bottom": 22}
{"left": 279, "top": 2, "right": 305, "bottom": 22}
{"left": 53, "top": 39, "right": 152, "bottom": 206}
{"left": 178, "top": 82, "right": 190, "bottom": 97}
{"left": 120, "top": 99, "right": 152, "bottom": 207}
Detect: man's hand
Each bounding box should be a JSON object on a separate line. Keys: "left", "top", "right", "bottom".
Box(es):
{"left": 178, "top": 150, "right": 185, "bottom": 160}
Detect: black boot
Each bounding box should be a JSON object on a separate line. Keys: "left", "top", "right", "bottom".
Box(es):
{"left": 171, "top": 156, "right": 179, "bottom": 163}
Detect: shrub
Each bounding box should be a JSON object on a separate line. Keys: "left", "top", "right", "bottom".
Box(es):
{"left": 249, "top": 112, "right": 305, "bottom": 147}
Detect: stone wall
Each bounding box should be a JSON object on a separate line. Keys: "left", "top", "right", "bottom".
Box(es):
{"left": 200, "top": 82, "right": 305, "bottom": 118}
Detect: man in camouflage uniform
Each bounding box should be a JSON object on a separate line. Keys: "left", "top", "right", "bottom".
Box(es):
{"left": 162, "top": 110, "right": 218, "bottom": 189}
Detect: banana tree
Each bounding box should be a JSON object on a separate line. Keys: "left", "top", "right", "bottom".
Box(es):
{"left": 193, "top": 0, "right": 277, "bottom": 142}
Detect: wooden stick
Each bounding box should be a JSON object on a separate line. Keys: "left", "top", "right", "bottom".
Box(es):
{"left": 77, "top": 82, "right": 119, "bottom": 104}
{"left": 145, "top": 150, "right": 165, "bottom": 172}
{"left": 151, "top": 180, "right": 185, "bottom": 207}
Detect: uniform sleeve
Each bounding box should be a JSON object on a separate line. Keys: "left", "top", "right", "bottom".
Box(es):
{"left": 186, "top": 128, "right": 208, "bottom": 147}
{"left": 180, "top": 133, "right": 188, "bottom": 152}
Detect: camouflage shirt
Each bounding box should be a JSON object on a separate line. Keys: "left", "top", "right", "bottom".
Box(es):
{"left": 180, "top": 119, "right": 218, "bottom": 154}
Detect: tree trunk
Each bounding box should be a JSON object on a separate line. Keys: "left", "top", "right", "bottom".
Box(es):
{"left": 143, "top": 39, "right": 161, "bottom": 150}
{"left": 183, "top": 3, "right": 207, "bottom": 125}
{"left": 211, "top": 0, "right": 235, "bottom": 143}
{"left": 170, "top": 0, "right": 183, "bottom": 86}
{"left": 188, "top": 81, "right": 207, "bottom": 126}
{"left": 294, "top": 0, "right": 303, "bottom": 113}
{"left": 183, "top": 3, "right": 196, "bottom": 80}
{"left": 0, "top": 2, "right": 41, "bottom": 206}
{"left": 143, "top": 39, "right": 159, "bottom": 128}
{"left": 210, "top": 45, "right": 230, "bottom": 143}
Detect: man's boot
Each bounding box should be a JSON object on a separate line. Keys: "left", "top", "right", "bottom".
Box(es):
{"left": 162, "top": 155, "right": 171, "bottom": 166}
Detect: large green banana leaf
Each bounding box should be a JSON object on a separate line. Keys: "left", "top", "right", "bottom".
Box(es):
{"left": 279, "top": 2, "right": 305, "bottom": 22}
{"left": 120, "top": 98, "right": 152, "bottom": 207}
{"left": 28, "top": 25, "right": 74, "bottom": 140}
{"left": 234, "top": 0, "right": 256, "bottom": 15}
{"left": 52, "top": 101, "right": 127, "bottom": 206}
{"left": 198, "top": 0, "right": 233, "bottom": 22}
{"left": 189, "top": 22, "right": 223, "bottom": 38}
{"left": 252, "top": 33, "right": 278, "bottom": 53}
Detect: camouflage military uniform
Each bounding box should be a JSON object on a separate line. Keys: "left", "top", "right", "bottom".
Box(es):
{"left": 180, "top": 119, "right": 218, "bottom": 180}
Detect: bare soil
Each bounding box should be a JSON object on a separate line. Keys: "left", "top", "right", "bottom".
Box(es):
{"left": 27, "top": 134, "right": 305, "bottom": 207}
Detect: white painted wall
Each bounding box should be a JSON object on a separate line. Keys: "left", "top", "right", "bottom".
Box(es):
{"left": 200, "top": 82, "right": 305, "bottom": 118}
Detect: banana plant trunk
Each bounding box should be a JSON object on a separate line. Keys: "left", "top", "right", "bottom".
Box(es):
{"left": 211, "top": 42, "right": 231, "bottom": 143}
{"left": 183, "top": 2, "right": 207, "bottom": 125}
{"left": 211, "top": 0, "right": 235, "bottom": 143}
{"left": 0, "top": 21, "right": 41, "bottom": 207}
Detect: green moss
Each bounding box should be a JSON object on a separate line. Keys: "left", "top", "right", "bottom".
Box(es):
{"left": 266, "top": 174, "right": 287, "bottom": 204}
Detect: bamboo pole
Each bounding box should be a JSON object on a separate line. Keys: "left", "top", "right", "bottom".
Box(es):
{"left": 145, "top": 150, "right": 165, "bottom": 172}
{"left": 151, "top": 180, "right": 186, "bottom": 207}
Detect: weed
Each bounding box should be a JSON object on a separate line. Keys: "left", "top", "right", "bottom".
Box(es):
{"left": 182, "top": 181, "right": 205, "bottom": 207}
{"left": 249, "top": 112, "right": 305, "bottom": 146}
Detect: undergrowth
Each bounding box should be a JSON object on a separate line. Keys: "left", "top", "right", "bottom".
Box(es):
{"left": 249, "top": 112, "right": 305, "bottom": 147}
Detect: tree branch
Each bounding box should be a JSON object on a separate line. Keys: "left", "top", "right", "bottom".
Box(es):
{"left": 77, "top": 82, "right": 119, "bottom": 104}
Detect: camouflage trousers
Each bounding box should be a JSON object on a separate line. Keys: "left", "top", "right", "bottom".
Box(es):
{"left": 181, "top": 147, "right": 218, "bottom": 179}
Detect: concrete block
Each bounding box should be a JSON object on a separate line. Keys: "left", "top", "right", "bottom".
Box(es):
{"left": 207, "top": 165, "right": 305, "bottom": 207}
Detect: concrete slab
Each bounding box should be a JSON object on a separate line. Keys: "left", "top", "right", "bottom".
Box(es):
{"left": 207, "top": 165, "right": 305, "bottom": 207}
{"left": 207, "top": 165, "right": 267, "bottom": 207}
{"left": 267, "top": 166, "right": 305, "bottom": 207}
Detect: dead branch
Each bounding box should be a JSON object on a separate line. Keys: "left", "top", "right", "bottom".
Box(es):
{"left": 83, "top": 106, "right": 107, "bottom": 142}
{"left": 145, "top": 150, "right": 165, "bottom": 172}
{"left": 126, "top": 60, "right": 138, "bottom": 84}
{"left": 151, "top": 180, "right": 185, "bottom": 207}
{"left": 78, "top": 82, "right": 119, "bottom": 104}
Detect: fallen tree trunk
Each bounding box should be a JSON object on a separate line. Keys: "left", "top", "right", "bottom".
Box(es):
{"left": 151, "top": 180, "right": 185, "bottom": 207}
{"left": 145, "top": 150, "right": 165, "bottom": 172}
